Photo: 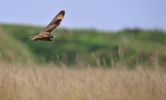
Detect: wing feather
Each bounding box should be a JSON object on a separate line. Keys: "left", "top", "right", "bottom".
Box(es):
{"left": 42, "top": 10, "right": 65, "bottom": 33}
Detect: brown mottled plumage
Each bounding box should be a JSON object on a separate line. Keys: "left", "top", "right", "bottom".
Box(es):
{"left": 32, "top": 10, "right": 65, "bottom": 41}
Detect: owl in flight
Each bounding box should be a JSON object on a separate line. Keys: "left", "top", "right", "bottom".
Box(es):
{"left": 32, "top": 10, "right": 65, "bottom": 41}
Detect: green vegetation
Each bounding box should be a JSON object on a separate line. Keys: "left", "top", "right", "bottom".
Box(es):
{"left": 0, "top": 27, "right": 33, "bottom": 62}
{"left": 0, "top": 24, "right": 166, "bottom": 67}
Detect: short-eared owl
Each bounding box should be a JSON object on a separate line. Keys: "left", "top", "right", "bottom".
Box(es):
{"left": 32, "top": 10, "right": 65, "bottom": 41}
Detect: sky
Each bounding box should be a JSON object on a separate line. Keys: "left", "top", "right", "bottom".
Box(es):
{"left": 0, "top": 0, "right": 166, "bottom": 31}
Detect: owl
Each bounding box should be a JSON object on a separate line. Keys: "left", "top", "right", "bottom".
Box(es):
{"left": 32, "top": 10, "right": 65, "bottom": 41}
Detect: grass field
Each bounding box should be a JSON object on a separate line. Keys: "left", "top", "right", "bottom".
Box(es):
{"left": 0, "top": 24, "right": 166, "bottom": 100}
{"left": 0, "top": 62, "right": 166, "bottom": 100}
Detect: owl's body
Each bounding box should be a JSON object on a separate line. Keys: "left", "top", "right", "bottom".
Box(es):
{"left": 31, "top": 10, "right": 65, "bottom": 41}
{"left": 32, "top": 32, "right": 54, "bottom": 41}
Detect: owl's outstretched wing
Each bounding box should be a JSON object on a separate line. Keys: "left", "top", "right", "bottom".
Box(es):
{"left": 42, "top": 10, "right": 65, "bottom": 33}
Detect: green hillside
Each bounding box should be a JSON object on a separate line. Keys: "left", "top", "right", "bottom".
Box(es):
{"left": 0, "top": 26, "right": 33, "bottom": 62}
{"left": 0, "top": 24, "right": 166, "bottom": 67}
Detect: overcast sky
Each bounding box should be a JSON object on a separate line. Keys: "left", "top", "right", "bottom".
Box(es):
{"left": 0, "top": 0, "right": 166, "bottom": 31}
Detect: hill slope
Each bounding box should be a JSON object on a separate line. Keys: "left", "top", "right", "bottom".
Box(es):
{"left": 0, "top": 26, "right": 33, "bottom": 62}
{"left": 0, "top": 24, "right": 166, "bottom": 67}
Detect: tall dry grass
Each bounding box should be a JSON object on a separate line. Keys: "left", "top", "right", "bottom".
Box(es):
{"left": 0, "top": 62, "right": 166, "bottom": 100}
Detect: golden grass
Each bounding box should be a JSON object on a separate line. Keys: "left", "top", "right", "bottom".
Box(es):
{"left": 0, "top": 62, "right": 166, "bottom": 100}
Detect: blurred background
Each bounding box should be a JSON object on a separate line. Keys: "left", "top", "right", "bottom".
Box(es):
{"left": 0, "top": 0, "right": 166, "bottom": 67}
